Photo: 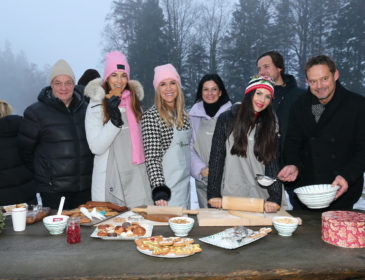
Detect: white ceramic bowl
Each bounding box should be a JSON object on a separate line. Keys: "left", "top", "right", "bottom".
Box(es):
{"left": 168, "top": 217, "right": 194, "bottom": 237}
{"left": 272, "top": 216, "right": 299, "bottom": 237}
{"left": 43, "top": 215, "right": 69, "bottom": 235}
{"left": 294, "top": 184, "right": 339, "bottom": 209}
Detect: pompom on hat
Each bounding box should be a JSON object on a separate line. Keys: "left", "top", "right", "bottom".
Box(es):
{"left": 153, "top": 64, "right": 181, "bottom": 91}
{"left": 244, "top": 75, "right": 274, "bottom": 97}
{"left": 49, "top": 59, "right": 75, "bottom": 84}
{"left": 103, "top": 51, "right": 130, "bottom": 83}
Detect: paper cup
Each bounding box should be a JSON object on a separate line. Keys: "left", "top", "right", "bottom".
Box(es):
{"left": 12, "top": 207, "right": 27, "bottom": 231}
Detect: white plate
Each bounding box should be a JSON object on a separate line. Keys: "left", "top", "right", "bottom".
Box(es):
{"left": 90, "top": 223, "right": 153, "bottom": 240}
{"left": 136, "top": 246, "right": 197, "bottom": 258}
{"left": 199, "top": 227, "right": 270, "bottom": 249}
{"left": 1, "top": 203, "right": 28, "bottom": 216}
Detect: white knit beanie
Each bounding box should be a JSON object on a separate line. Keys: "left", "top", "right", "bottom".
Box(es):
{"left": 49, "top": 59, "right": 75, "bottom": 84}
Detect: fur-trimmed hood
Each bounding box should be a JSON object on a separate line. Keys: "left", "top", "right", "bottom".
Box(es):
{"left": 84, "top": 78, "right": 144, "bottom": 102}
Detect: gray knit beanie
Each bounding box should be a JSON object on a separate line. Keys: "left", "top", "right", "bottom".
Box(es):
{"left": 49, "top": 59, "right": 75, "bottom": 84}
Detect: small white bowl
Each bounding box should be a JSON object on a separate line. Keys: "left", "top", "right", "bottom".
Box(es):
{"left": 294, "top": 184, "right": 339, "bottom": 209}
{"left": 272, "top": 216, "right": 298, "bottom": 237}
{"left": 168, "top": 217, "right": 194, "bottom": 237}
{"left": 43, "top": 215, "right": 69, "bottom": 235}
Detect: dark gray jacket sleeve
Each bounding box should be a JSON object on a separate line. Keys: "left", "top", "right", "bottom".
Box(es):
{"left": 264, "top": 134, "right": 283, "bottom": 205}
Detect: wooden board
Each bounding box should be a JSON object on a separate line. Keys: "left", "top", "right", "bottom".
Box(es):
{"left": 197, "top": 208, "right": 298, "bottom": 226}
{"left": 138, "top": 212, "right": 177, "bottom": 223}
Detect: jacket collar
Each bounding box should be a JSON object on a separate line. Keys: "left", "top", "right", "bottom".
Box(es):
{"left": 38, "top": 85, "right": 84, "bottom": 113}
{"left": 189, "top": 100, "right": 232, "bottom": 119}
{"left": 84, "top": 78, "right": 144, "bottom": 103}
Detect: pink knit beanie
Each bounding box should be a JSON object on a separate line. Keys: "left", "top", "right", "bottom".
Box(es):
{"left": 153, "top": 64, "right": 181, "bottom": 91}
{"left": 103, "top": 51, "right": 130, "bottom": 82}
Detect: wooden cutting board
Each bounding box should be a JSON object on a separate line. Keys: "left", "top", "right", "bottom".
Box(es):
{"left": 132, "top": 206, "right": 183, "bottom": 225}
{"left": 197, "top": 208, "right": 299, "bottom": 226}
{"left": 138, "top": 212, "right": 177, "bottom": 223}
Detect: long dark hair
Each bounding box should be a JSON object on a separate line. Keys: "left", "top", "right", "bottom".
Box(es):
{"left": 102, "top": 82, "right": 142, "bottom": 125}
{"left": 194, "top": 74, "right": 230, "bottom": 104}
{"left": 230, "top": 90, "right": 276, "bottom": 165}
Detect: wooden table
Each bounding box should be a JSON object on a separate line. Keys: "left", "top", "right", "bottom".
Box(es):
{"left": 0, "top": 210, "right": 364, "bottom": 279}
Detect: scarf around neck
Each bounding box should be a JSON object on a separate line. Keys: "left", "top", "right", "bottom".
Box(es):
{"left": 118, "top": 90, "right": 145, "bottom": 164}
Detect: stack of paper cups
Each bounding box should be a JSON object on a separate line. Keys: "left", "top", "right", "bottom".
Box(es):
{"left": 11, "top": 207, "right": 27, "bottom": 231}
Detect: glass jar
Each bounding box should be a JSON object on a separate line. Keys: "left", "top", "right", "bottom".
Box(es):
{"left": 67, "top": 217, "right": 80, "bottom": 244}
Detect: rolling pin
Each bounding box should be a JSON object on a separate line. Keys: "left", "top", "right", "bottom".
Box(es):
{"left": 222, "top": 196, "right": 264, "bottom": 213}
{"left": 132, "top": 206, "right": 198, "bottom": 216}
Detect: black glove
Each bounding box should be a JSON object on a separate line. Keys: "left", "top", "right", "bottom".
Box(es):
{"left": 106, "top": 95, "right": 123, "bottom": 128}
{"left": 152, "top": 185, "right": 171, "bottom": 202}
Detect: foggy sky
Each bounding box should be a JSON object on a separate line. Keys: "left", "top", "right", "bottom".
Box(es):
{"left": 0, "top": 0, "right": 113, "bottom": 80}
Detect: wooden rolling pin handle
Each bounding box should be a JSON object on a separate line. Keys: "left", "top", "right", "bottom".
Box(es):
{"left": 132, "top": 207, "right": 146, "bottom": 213}
{"left": 183, "top": 210, "right": 198, "bottom": 215}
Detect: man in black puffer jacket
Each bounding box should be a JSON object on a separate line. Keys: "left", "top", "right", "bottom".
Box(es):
{"left": 18, "top": 59, "right": 93, "bottom": 209}
{"left": 0, "top": 101, "right": 36, "bottom": 205}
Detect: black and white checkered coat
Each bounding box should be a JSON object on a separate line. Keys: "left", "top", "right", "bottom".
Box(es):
{"left": 141, "top": 105, "right": 190, "bottom": 200}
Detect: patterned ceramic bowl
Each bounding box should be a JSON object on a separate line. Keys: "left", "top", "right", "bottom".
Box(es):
{"left": 272, "top": 216, "right": 299, "bottom": 237}
{"left": 294, "top": 184, "right": 339, "bottom": 209}
{"left": 168, "top": 217, "right": 194, "bottom": 237}
{"left": 43, "top": 215, "right": 69, "bottom": 235}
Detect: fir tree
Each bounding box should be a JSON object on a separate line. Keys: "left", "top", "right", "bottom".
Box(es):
{"left": 128, "top": 0, "right": 168, "bottom": 108}
{"left": 327, "top": 0, "right": 365, "bottom": 94}
{"left": 184, "top": 43, "right": 209, "bottom": 107}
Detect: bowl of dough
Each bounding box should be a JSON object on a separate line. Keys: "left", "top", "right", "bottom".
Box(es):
{"left": 294, "top": 184, "right": 339, "bottom": 209}
{"left": 272, "top": 216, "right": 299, "bottom": 237}
{"left": 169, "top": 217, "right": 194, "bottom": 237}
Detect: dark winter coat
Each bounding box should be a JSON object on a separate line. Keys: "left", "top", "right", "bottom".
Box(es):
{"left": 273, "top": 74, "right": 305, "bottom": 150}
{"left": 17, "top": 86, "right": 93, "bottom": 194}
{"left": 207, "top": 104, "right": 282, "bottom": 205}
{"left": 284, "top": 82, "right": 365, "bottom": 210}
{"left": 0, "top": 115, "right": 36, "bottom": 205}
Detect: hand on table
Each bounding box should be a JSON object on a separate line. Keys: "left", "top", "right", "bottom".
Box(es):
{"left": 208, "top": 197, "right": 222, "bottom": 208}
{"left": 331, "top": 175, "right": 348, "bottom": 200}
{"left": 155, "top": 199, "right": 168, "bottom": 206}
{"left": 264, "top": 201, "right": 280, "bottom": 213}
{"left": 277, "top": 165, "right": 299, "bottom": 182}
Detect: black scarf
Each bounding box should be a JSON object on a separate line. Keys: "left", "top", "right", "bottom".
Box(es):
{"left": 203, "top": 98, "right": 226, "bottom": 118}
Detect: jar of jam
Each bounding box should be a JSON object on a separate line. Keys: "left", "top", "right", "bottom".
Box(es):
{"left": 67, "top": 217, "right": 80, "bottom": 244}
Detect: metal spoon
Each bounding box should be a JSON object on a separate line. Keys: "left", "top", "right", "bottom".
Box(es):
{"left": 256, "top": 174, "right": 278, "bottom": 186}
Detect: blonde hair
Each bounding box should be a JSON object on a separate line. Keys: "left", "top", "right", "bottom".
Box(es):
{"left": 155, "top": 83, "right": 188, "bottom": 128}
{"left": 0, "top": 100, "right": 13, "bottom": 118}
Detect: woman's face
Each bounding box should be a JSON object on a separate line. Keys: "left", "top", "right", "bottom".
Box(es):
{"left": 202, "top": 80, "right": 221, "bottom": 104}
{"left": 158, "top": 78, "right": 178, "bottom": 108}
{"left": 252, "top": 88, "right": 272, "bottom": 113}
{"left": 107, "top": 71, "right": 128, "bottom": 91}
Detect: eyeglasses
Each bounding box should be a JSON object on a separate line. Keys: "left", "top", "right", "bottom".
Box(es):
{"left": 53, "top": 81, "right": 74, "bottom": 88}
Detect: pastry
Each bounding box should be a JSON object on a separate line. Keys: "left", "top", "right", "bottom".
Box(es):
{"left": 173, "top": 240, "right": 185, "bottom": 247}
{"left": 97, "top": 230, "right": 108, "bottom": 237}
{"left": 132, "top": 226, "right": 146, "bottom": 236}
{"left": 114, "top": 226, "right": 125, "bottom": 235}
{"left": 181, "top": 238, "right": 194, "bottom": 245}
{"left": 79, "top": 216, "right": 92, "bottom": 224}
{"left": 158, "top": 238, "right": 173, "bottom": 246}
{"left": 97, "top": 224, "right": 112, "bottom": 230}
